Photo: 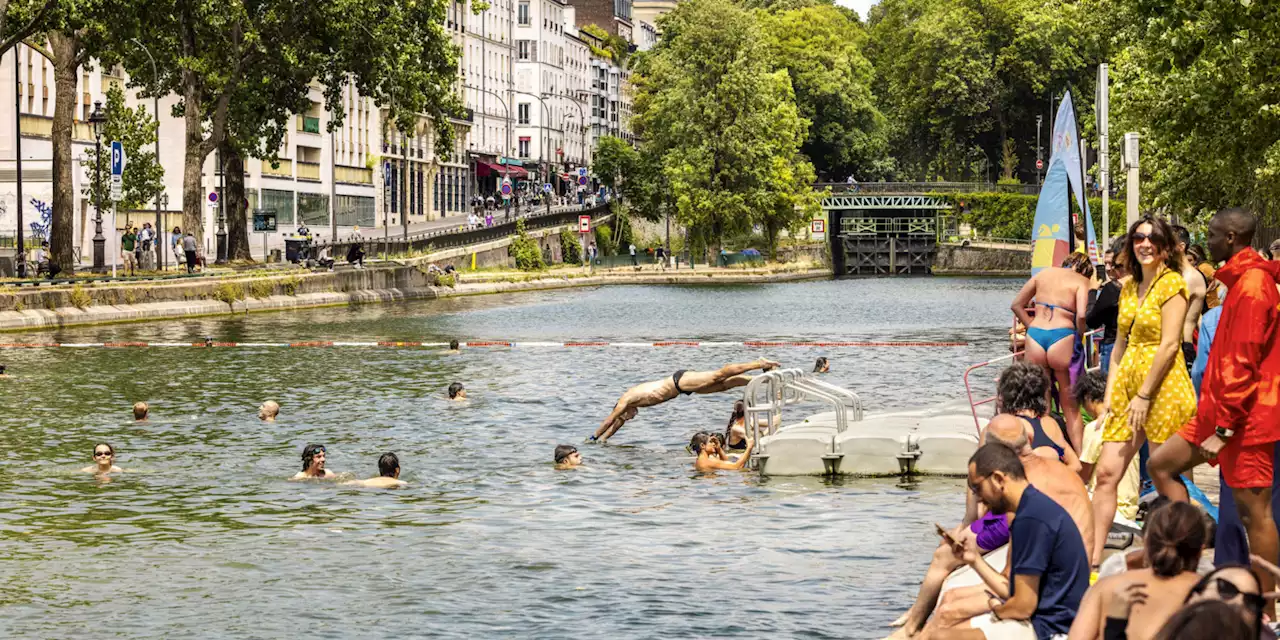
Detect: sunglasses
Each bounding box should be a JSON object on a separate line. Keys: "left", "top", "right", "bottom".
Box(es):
{"left": 1200, "top": 577, "right": 1265, "bottom": 613}
{"left": 968, "top": 475, "right": 988, "bottom": 494}
{"left": 1131, "top": 232, "right": 1164, "bottom": 246}
{"left": 93, "top": 450, "right": 112, "bottom": 457}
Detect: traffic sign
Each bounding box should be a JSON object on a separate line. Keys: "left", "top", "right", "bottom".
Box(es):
{"left": 208, "top": 192, "right": 219, "bottom": 203}
{"left": 110, "top": 141, "right": 124, "bottom": 176}
{"left": 500, "top": 178, "right": 513, "bottom": 197}
{"left": 542, "top": 183, "right": 553, "bottom": 194}
{"left": 577, "top": 167, "right": 588, "bottom": 178}
{"left": 811, "top": 219, "right": 825, "bottom": 234}
{"left": 1036, "top": 159, "right": 1044, "bottom": 170}
{"left": 577, "top": 176, "right": 588, "bottom": 186}
{"left": 578, "top": 215, "right": 591, "bottom": 233}
{"left": 110, "top": 179, "right": 122, "bottom": 202}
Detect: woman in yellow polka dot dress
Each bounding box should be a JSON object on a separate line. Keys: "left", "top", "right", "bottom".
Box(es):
{"left": 1088, "top": 215, "right": 1196, "bottom": 566}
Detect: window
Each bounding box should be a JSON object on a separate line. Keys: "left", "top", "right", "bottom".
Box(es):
{"left": 297, "top": 193, "right": 331, "bottom": 226}
{"left": 518, "top": 40, "right": 531, "bottom": 61}
{"left": 335, "top": 195, "right": 375, "bottom": 227}
{"left": 518, "top": 137, "right": 531, "bottom": 158}
{"left": 518, "top": 103, "right": 530, "bottom": 125}
{"left": 518, "top": 2, "right": 529, "bottom": 25}
{"left": 260, "top": 189, "right": 296, "bottom": 225}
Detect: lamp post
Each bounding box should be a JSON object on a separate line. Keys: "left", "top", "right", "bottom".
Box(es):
{"left": 215, "top": 148, "right": 227, "bottom": 263}
{"left": 88, "top": 101, "right": 108, "bottom": 273}
{"left": 132, "top": 38, "right": 164, "bottom": 272}
{"left": 157, "top": 192, "right": 169, "bottom": 269}
{"left": 14, "top": 51, "right": 25, "bottom": 277}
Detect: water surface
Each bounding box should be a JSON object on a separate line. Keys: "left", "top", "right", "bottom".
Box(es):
{"left": 0, "top": 277, "right": 1020, "bottom": 638}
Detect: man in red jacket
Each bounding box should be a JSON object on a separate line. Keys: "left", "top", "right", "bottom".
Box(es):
{"left": 1150, "top": 207, "right": 1280, "bottom": 608}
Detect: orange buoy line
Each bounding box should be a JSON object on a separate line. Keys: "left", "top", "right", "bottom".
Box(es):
{"left": 0, "top": 340, "right": 969, "bottom": 349}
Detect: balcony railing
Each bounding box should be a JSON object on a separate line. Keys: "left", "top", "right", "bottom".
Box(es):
{"left": 299, "top": 115, "right": 321, "bottom": 134}
{"left": 19, "top": 114, "right": 94, "bottom": 141}
{"left": 335, "top": 165, "right": 373, "bottom": 184}
{"left": 262, "top": 158, "right": 293, "bottom": 178}
{"left": 296, "top": 161, "right": 321, "bottom": 181}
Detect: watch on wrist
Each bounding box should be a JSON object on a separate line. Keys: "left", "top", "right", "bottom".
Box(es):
{"left": 1216, "top": 426, "right": 1235, "bottom": 439}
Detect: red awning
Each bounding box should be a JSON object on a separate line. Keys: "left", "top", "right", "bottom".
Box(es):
{"left": 476, "top": 161, "right": 527, "bottom": 179}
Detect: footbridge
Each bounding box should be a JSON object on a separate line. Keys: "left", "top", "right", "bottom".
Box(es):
{"left": 814, "top": 182, "right": 1040, "bottom": 276}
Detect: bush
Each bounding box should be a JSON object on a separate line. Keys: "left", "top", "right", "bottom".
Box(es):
{"left": 559, "top": 229, "right": 583, "bottom": 265}
{"left": 69, "top": 285, "right": 92, "bottom": 309}
{"left": 213, "top": 282, "right": 245, "bottom": 307}
{"left": 595, "top": 223, "right": 614, "bottom": 255}
{"left": 508, "top": 220, "right": 546, "bottom": 271}
{"left": 933, "top": 192, "right": 1128, "bottom": 241}
{"left": 281, "top": 275, "right": 302, "bottom": 296}
{"left": 248, "top": 279, "right": 274, "bottom": 299}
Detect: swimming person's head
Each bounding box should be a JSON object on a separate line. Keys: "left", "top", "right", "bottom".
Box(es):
{"left": 1184, "top": 565, "right": 1264, "bottom": 635}
{"left": 449, "top": 339, "right": 459, "bottom": 350}
{"left": 813, "top": 357, "right": 830, "bottom": 373}
{"left": 378, "top": 452, "right": 400, "bottom": 478}
{"left": 726, "top": 400, "right": 745, "bottom": 431}
{"left": 1142, "top": 500, "right": 1205, "bottom": 577}
{"left": 1074, "top": 370, "right": 1108, "bottom": 418}
{"left": 448, "top": 382, "right": 466, "bottom": 400}
{"left": 997, "top": 361, "right": 1049, "bottom": 416}
{"left": 554, "top": 445, "right": 581, "bottom": 467}
{"left": 93, "top": 443, "right": 115, "bottom": 468}
{"left": 258, "top": 400, "right": 280, "bottom": 421}
{"left": 133, "top": 401, "right": 149, "bottom": 421}
{"left": 301, "top": 444, "right": 327, "bottom": 474}
{"left": 689, "top": 432, "right": 712, "bottom": 455}
{"left": 0, "top": 364, "right": 8, "bottom": 375}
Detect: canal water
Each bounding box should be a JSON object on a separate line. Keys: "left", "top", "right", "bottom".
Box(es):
{"left": 0, "top": 277, "right": 1020, "bottom": 638}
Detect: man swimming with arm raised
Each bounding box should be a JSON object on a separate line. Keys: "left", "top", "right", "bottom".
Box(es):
{"left": 589, "top": 358, "right": 780, "bottom": 443}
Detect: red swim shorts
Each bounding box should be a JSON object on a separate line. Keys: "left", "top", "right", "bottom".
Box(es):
{"left": 1181, "top": 419, "right": 1275, "bottom": 490}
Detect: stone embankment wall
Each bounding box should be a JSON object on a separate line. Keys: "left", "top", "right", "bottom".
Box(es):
{"left": 932, "top": 244, "right": 1030, "bottom": 275}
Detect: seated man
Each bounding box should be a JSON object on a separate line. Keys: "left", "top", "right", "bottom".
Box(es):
{"left": 258, "top": 400, "right": 280, "bottom": 422}
{"left": 892, "top": 416, "right": 1095, "bottom": 639}
{"left": 133, "top": 401, "right": 149, "bottom": 422}
{"left": 345, "top": 453, "right": 406, "bottom": 488}
{"left": 932, "top": 444, "right": 1089, "bottom": 640}
{"left": 448, "top": 382, "right": 467, "bottom": 401}
{"left": 554, "top": 445, "right": 582, "bottom": 469}
{"left": 291, "top": 443, "right": 337, "bottom": 480}
{"left": 590, "top": 358, "right": 779, "bottom": 443}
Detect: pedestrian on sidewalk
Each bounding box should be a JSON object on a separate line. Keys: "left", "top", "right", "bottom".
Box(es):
{"left": 121, "top": 225, "right": 138, "bottom": 276}
{"left": 171, "top": 227, "right": 183, "bottom": 270}
{"left": 588, "top": 242, "right": 598, "bottom": 267}
{"left": 629, "top": 243, "right": 637, "bottom": 267}
{"left": 656, "top": 245, "right": 666, "bottom": 270}
{"left": 139, "top": 223, "right": 155, "bottom": 270}
{"left": 181, "top": 232, "right": 198, "bottom": 274}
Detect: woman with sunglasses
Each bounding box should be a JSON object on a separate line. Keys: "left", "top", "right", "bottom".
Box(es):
{"left": 81, "top": 443, "right": 122, "bottom": 475}
{"left": 1181, "top": 565, "right": 1266, "bottom": 637}
{"left": 1090, "top": 216, "right": 1197, "bottom": 568}
{"left": 1069, "top": 501, "right": 1206, "bottom": 640}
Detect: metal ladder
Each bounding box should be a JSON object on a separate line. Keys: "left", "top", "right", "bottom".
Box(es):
{"left": 742, "top": 369, "right": 862, "bottom": 471}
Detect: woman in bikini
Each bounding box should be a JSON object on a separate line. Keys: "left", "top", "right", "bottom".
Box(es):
{"left": 1011, "top": 253, "right": 1092, "bottom": 451}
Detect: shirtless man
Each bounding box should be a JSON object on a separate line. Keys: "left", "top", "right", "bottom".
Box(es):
{"left": 894, "top": 415, "right": 1095, "bottom": 640}
{"left": 690, "top": 431, "right": 753, "bottom": 472}
{"left": 82, "top": 443, "right": 123, "bottom": 475}
{"left": 0, "top": 365, "right": 9, "bottom": 378}
{"left": 554, "top": 445, "right": 583, "bottom": 469}
{"left": 590, "top": 358, "right": 779, "bottom": 442}
{"left": 1172, "top": 225, "right": 1208, "bottom": 373}
{"left": 448, "top": 382, "right": 467, "bottom": 401}
{"left": 258, "top": 401, "right": 280, "bottom": 422}
{"left": 133, "top": 402, "right": 149, "bottom": 422}
{"left": 345, "top": 452, "right": 406, "bottom": 488}
{"left": 291, "top": 443, "right": 337, "bottom": 480}
{"left": 1067, "top": 501, "right": 1205, "bottom": 640}
{"left": 1011, "top": 262, "right": 1091, "bottom": 450}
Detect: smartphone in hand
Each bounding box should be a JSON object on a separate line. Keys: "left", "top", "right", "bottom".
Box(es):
{"left": 935, "top": 523, "right": 959, "bottom": 549}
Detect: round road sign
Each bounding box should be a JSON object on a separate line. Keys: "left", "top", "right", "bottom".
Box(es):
{"left": 1035, "top": 159, "right": 1044, "bottom": 170}
{"left": 208, "top": 192, "right": 219, "bottom": 203}
{"left": 577, "top": 176, "right": 588, "bottom": 186}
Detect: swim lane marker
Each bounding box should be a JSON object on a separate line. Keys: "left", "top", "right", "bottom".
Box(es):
{"left": 0, "top": 340, "right": 969, "bottom": 349}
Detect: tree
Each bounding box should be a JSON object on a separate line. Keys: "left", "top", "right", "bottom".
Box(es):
{"left": 759, "top": 3, "right": 893, "bottom": 181}
{"left": 0, "top": 0, "right": 56, "bottom": 57}
{"left": 1111, "top": 0, "right": 1280, "bottom": 220}
{"left": 634, "top": 0, "right": 813, "bottom": 255}
{"left": 592, "top": 136, "right": 637, "bottom": 195}
{"left": 80, "top": 84, "right": 164, "bottom": 214}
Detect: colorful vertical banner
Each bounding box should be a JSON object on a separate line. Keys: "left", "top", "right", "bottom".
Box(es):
{"left": 1032, "top": 92, "right": 1100, "bottom": 275}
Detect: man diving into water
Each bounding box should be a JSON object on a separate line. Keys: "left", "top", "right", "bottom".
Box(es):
{"left": 589, "top": 358, "right": 779, "bottom": 443}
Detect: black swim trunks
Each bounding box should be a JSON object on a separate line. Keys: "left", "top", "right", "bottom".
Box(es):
{"left": 672, "top": 370, "right": 691, "bottom": 395}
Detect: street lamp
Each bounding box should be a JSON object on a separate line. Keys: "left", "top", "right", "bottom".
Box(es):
{"left": 88, "top": 101, "right": 108, "bottom": 273}
{"left": 215, "top": 148, "right": 227, "bottom": 263}
{"left": 158, "top": 192, "right": 169, "bottom": 269}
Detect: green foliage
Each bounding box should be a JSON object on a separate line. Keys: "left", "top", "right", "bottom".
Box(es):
{"left": 758, "top": 3, "right": 893, "bottom": 181}
{"left": 593, "top": 136, "right": 638, "bottom": 195}
{"left": 594, "top": 223, "right": 614, "bottom": 255}
{"left": 69, "top": 284, "right": 91, "bottom": 309}
{"left": 633, "top": 0, "right": 815, "bottom": 255}
{"left": 935, "top": 192, "right": 1126, "bottom": 241}
{"left": 582, "top": 24, "right": 630, "bottom": 66}
{"left": 508, "top": 220, "right": 546, "bottom": 271}
{"left": 559, "top": 228, "right": 583, "bottom": 266}
{"left": 0, "top": 0, "right": 57, "bottom": 57}
{"left": 1111, "top": 0, "right": 1280, "bottom": 220}
{"left": 80, "top": 85, "right": 164, "bottom": 213}
{"left": 248, "top": 279, "right": 275, "bottom": 299}
{"left": 281, "top": 275, "right": 302, "bottom": 296}
{"left": 212, "top": 282, "right": 245, "bottom": 307}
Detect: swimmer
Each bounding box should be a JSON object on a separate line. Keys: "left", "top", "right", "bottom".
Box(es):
{"left": 444, "top": 339, "right": 461, "bottom": 354}
{"left": 813, "top": 357, "right": 830, "bottom": 373}
{"left": 554, "top": 445, "right": 583, "bottom": 469}
{"left": 345, "top": 452, "right": 406, "bottom": 488}
{"left": 690, "top": 431, "right": 753, "bottom": 472}
{"left": 133, "top": 401, "right": 149, "bottom": 422}
{"left": 291, "top": 443, "right": 337, "bottom": 480}
{"left": 448, "top": 382, "right": 467, "bottom": 401}
{"left": 590, "top": 358, "right": 780, "bottom": 443}
{"left": 0, "top": 364, "right": 8, "bottom": 378}
{"left": 258, "top": 401, "right": 280, "bottom": 422}
{"left": 82, "top": 443, "right": 123, "bottom": 474}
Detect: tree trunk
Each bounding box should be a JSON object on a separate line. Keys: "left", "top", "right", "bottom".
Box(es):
{"left": 221, "top": 141, "right": 252, "bottom": 260}
{"left": 765, "top": 219, "right": 779, "bottom": 261}
{"left": 48, "top": 31, "right": 79, "bottom": 274}
{"left": 181, "top": 82, "right": 206, "bottom": 243}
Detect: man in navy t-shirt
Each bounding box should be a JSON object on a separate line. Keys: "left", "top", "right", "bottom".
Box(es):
{"left": 939, "top": 443, "right": 1090, "bottom": 639}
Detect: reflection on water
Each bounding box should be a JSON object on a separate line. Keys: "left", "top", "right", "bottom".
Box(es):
{"left": 0, "top": 278, "right": 1016, "bottom": 638}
